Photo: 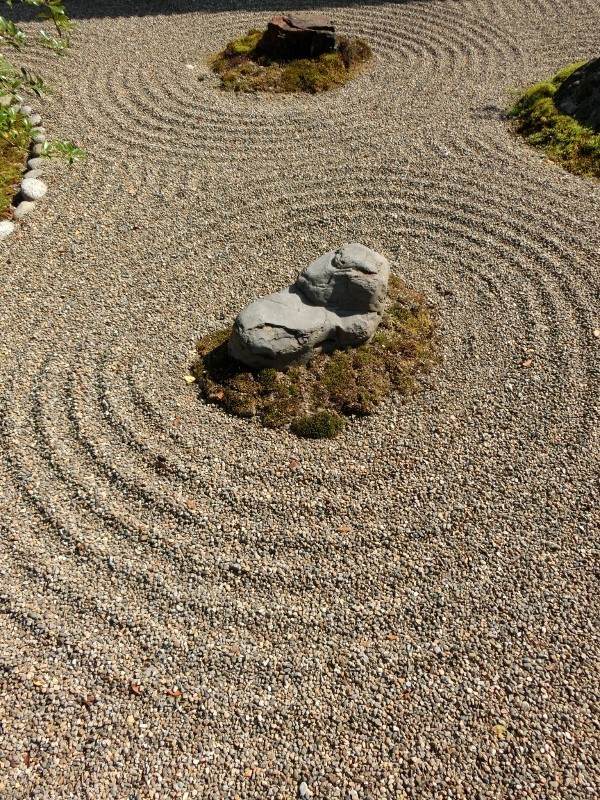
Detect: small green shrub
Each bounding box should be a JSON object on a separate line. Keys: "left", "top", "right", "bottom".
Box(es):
{"left": 192, "top": 276, "right": 440, "bottom": 438}
{"left": 210, "top": 28, "right": 372, "bottom": 94}
{"left": 509, "top": 62, "right": 600, "bottom": 178}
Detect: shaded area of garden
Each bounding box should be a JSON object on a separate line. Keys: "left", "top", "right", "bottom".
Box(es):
{"left": 8, "top": 0, "right": 434, "bottom": 21}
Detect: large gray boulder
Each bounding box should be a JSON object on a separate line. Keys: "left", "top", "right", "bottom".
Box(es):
{"left": 228, "top": 244, "right": 390, "bottom": 370}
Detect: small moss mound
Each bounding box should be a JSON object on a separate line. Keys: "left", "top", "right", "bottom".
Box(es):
{"left": 1, "top": 111, "right": 30, "bottom": 220}
{"left": 192, "top": 277, "right": 440, "bottom": 439}
{"left": 508, "top": 61, "right": 600, "bottom": 179}
{"left": 211, "top": 30, "right": 372, "bottom": 93}
{"left": 291, "top": 411, "right": 345, "bottom": 439}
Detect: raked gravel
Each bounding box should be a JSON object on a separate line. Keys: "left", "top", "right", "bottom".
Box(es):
{"left": 0, "top": 1, "right": 599, "bottom": 798}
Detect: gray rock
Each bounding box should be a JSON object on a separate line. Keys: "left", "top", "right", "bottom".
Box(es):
{"left": 19, "top": 104, "right": 33, "bottom": 116}
{"left": 28, "top": 113, "right": 42, "bottom": 126}
{"left": 13, "top": 201, "right": 36, "bottom": 220}
{"left": 299, "top": 782, "right": 312, "bottom": 798}
{"left": 27, "top": 157, "right": 45, "bottom": 170}
{"left": 20, "top": 177, "right": 48, "bottom": 202}
{"left": 554, "top": 57, "right": 600, "bottom": 133}
{"left": 32, "top": 143, "right": 45, "bottom": 156}
{"left": 0, "top": 220, "right": 16, "bottom": 241}
{"left": 24, "top": 169, "right": 44, "bottom": 180}
{"left": 297, "top": 242, "right": 389, "bottom": 312}
{"left": 228, "top": 244, "right": 390, "bottom": 370}
{"left": 31, "top": 131, "right": 46, "bottom": 145}
{"left": 0, "top": 95, "right": 12, "bottom": 108}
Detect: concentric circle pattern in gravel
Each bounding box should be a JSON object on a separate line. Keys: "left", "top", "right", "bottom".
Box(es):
{"left": 1, "top": 1, "right": 599, "bottom": 798}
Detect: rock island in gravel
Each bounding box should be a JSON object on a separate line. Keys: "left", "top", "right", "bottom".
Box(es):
{"left": 229, "top": 243, "right": 390, "bottom": 370}
{"left": 211, "top": 16, "right": 372, "bottom": 93}
{"left": 509, "top": 56, "right": 600, "bottom": 178}
{"left": 194, "top": 247, "right": 438, "bottom": 438}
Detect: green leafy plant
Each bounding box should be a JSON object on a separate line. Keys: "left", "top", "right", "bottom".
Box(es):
{"left": 1, "top": 1, "right": 84, "bottom": 219}
{"left": 2, "top": 0, "right": 74, "bottom": 51}
{"left": 508, "top": 61, "right": 599, "bottom": 179}
{"left": 44, "top": 139, "right": 85, "bottom": 164}
{"left": 192, "top": 276, "right": 440, "bottom": 439}
{"left": 210, "top": 28, "right": 373, "bottom": 94}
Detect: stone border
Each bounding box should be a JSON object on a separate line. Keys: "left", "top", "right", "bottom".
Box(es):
{"left": 0, "top": 104, "right": 50, "bottom": 243}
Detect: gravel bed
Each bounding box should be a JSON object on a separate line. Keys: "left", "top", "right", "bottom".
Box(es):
{"left": 0, "top": 1, "right": 599, "bottom": 798}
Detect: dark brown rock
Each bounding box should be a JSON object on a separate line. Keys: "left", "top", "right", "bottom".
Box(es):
{"left": 554, "top": 57, "right": 600, "bottom": 133}
{"left": 257, "top": 15, "right": 337, "bottom": 62}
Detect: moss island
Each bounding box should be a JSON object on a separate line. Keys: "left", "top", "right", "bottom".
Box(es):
{"left": 509, "top": 61, "right": 600, "bottom": 179}
{"left": 193, "top": 277, "right": 440, "bottom": 439}
{"left": 211, "top": 27, "right": 372, "bottom": 94}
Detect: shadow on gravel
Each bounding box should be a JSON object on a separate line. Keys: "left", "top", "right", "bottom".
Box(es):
{"left": 474, "top": 105, "right": 510, "bottom": 121}
{"left": 10, "top": 0, "right": 434, "bottom": 20}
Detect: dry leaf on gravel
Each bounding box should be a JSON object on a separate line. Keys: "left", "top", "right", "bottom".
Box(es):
{"left": 82, "top": 693, "right": 97, "bottom": 707}
{"left": 129, "top": 682, "right": 143, "bottom": 696}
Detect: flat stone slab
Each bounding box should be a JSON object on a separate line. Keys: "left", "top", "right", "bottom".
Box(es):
{"left": 228, "top": 243, "right": 390, "bottom": 370}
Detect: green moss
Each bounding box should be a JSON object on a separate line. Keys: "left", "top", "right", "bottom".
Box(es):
{"left": 509, "top": 61, "right": 600, "bottom": 179}
{"left": 192, "top": 277, "right": 440, "bottom": 439}
{"left": 210, "top": 28, "right": 372, "bottom": 94}
{"left": 291, "top": 412, "right": 345, "bottom": 439}
{"left": 552, "top": 60, "right": 587, "bottom": 85}
{"left": 0, "top": 112, "right": 30, "bottom": 220}
{"left": 223, "top": 29, "right": 263, "bottom": 57}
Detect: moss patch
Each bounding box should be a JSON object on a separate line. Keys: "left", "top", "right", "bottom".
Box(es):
{"left": 509, "top": 61, "right": 600, "bottom": 179}
{"left": 0, "top": 111, "right": 30, "bottom": 219}
{"left": 192, "top": 277, "right": 440, "bottom": 439}
{"left": 211, "top": 30, "right": 372, "bottom": 93}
